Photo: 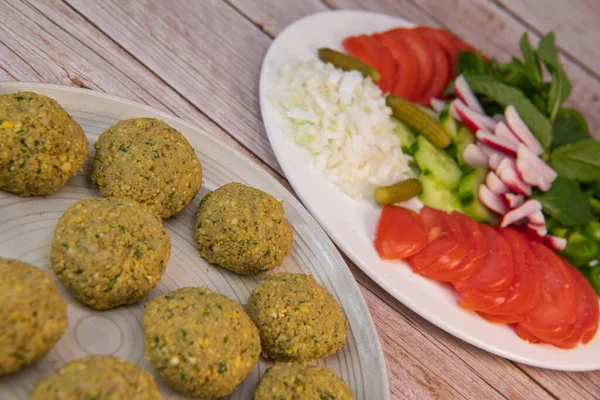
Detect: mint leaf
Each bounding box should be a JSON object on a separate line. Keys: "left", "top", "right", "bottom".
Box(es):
{"left": 465, "top": 76, "right": 553, "bottom": 150}
{"left": 519, "top": 33, "right": 542, "bottom": 82}
{"left": 537, "top": 32, "right": 572, "bottom": 120}
{"left": 549, "top": 139, "right": 600, "bottom": 182}
{"left": 552, "top": 109, "right": 591, "bottom": 148}
{"left": 532, "top": 177, "right": 594, "bottom": 227}
{"left": 455, "top": 51, "right": 488, "bottom": 76}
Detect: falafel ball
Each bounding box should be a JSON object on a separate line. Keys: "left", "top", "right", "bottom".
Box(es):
{"left": 29, "top": 355, "right": 161, "bottom": 400}
{"left": 143, "top": 287, "right": 261, "bottom": 399}
{"left": 50, "top": 197, "right": 170, "bottom": 310}
{"left": 91, "top": 117, "right": 202, "bottom": 218}
{"left": 254, "top": 363, "right": 354, "bottom": 400}
{"left": 195, "top": 182, "right": 294, "bottom": 275}
{"left": 0, "top": 91, "right": 88, "bottom": 197}
{"left": 0, "top": 258, "right": 67, "bottom": 375}
{"left": 246, "top": 273, "right": 348, "bottom": 363}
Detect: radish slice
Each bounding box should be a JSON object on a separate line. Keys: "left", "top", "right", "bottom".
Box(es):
{"left": 430, "top": 98, "right": 446, "bottom": 114}
{"left": 477, "top": 130, "right": 518, "bottom": 157}
{"left": 450, "top": 100, "right": 461, "bottom": 121}
{"left": 486, "top": 171, "right": 510, "bottom": 194}
{"left": 505, "top": 105, "right": 543, "bottom": 155}
{"left": 478, "top": 143, "right": 507, "bottom": 170}
{"left": 502, "top": 193, "right": 525, "bottom": 209}
{"left": 454, "top": 75, "right": 484, "bottom": 114}
{"left": 543, "top": 235, "right": 567, "bottom": 252}
{"left": 453, "top": 100, "right": 496, "bottom": 133}
{"left": 500, "top": 200, "right": 543, "bottom": 228}
{"left": 479, "top": 185, "right": 509, "bottom": 215}
{"left": 516, "top": 145, "right": 557, "bottom": 191}
{"left": 496, "top": 158, "right": 532, "bottom": 196}
{"left": 527, "top": 210, "right": 545, "bottom": 226}
{"left": 462, "top": 144, "right": 489, "bottom": 167}
{"left": 494, "top": 121, "right": 520, "bottom": 146}
{"left": 525, "top": 223, "right": 548, "bottom": 240}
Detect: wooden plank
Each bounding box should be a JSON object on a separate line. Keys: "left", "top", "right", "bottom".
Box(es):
{"left": 227, "top": 0, "right": 328, "bottom": 37}
{"left": 325, "top": 0, "right": 600, "bottom": 133}
{"left": 0, "top": 0, "right": 282, "bottom": 181}
{"left": 66, "top": 0, "right": 282, "bottom": 171}
{"left": 497, "top": 0, "right": 600, "bottom": 76}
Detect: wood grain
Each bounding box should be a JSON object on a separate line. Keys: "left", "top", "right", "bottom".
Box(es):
{"left": 325, "top": 0, "right": 600, "bottom": 133}
{"left": 498, "top": 0, "right": 600, "bottom": 76}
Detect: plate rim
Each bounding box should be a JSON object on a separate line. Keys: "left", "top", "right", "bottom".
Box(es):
{"left": 259, "top": 9, "right": 600, "bottom": 372}
{"left": 0, "top": 80, "right": 391, "bottom": 396}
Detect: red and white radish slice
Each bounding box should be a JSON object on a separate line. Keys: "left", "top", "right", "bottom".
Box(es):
{"left": 527, "top": 210, "right": 545, "bottom": 226}
{"left": 486, "top": 171, "right": 510, "bottom": 195}
{"left": 543, "top": 235, "right": 567, "bottom": 252}
{"left": 430, "top": 98, "right": 446, "bottom": 114}
{"left": 500, "top": 199, "right": 542, "bottom": 228}
{"left": 462, "top": 144, "right": 489, "bottom": 167}
{"left": 502, "top": 193, "right": 525, "bottom": 209}
{"left": 525, "top": 224, "right": 548, "bottom": 241}
{"left": 517, "top": 144, "right": 558, "bottom": 183}
{"left": 452, "top": 100, "right": 496, "bottom": 133}
{"left": 496, "top": 158, "right": 532, "bottom": 196}
{"left": 478, "top": 143, "right": 507, "bottom": 170}
{"left": 479, "top": 185, "right": 509, "bottom": 215}
{"left": 505, "top": 105, "right": 543, "bottom": 155}
{"left": 494, "top": 121, "right": 520, "bottom": 146}
{"left": 476, "top": 130, "right": 518, "bottom": 157}
{"left": 454, "top": 75, "right": 485, "bottom": 114}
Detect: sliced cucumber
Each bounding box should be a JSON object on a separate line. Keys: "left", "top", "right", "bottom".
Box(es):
{"left": 419, "top": 175, "right": 461, "bottom": 213}
{"left": 455, "top": 126, "right": 476, "bottom": 167}
{"left": 457, "top": 167, "right": 499, "bottom": 224}
{"left": 392, "top": 118, "right": 416, "bottom": 155}
{"left": 439, "top": 106, "right": 459, "bottom": 141}
{"left": 414, "top": 135, "right": 462, "bottom": 190}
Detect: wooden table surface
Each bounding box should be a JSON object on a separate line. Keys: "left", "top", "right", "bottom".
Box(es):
{"left": 1, "top": 1, "right": 599, "bottom": 399}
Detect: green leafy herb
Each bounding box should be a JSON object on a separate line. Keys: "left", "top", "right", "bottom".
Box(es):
{"left": 218, "top": 361, "right": 228, "bottom": 373}
{"left": 320, "top": 393, "right": 335, "bottom": 400}
{"left": 107, "top": 274, "right": 120, "bottom": 290}
{"left": 465, "top": 76, "right": 552, "bottom": 149}
{"left": 168, "top": 192, "right": 175, "bottom": 201}
{"left": 118, "top": 144, "right": 128, "bottom": 153}
{"left": 549, "top": 139, "right": 600, "bottom": 182}
{"left": 11, "top": 352, "right": 26, "bottom": 361}
{"left": 165, "top": 295, "right": 174, "bottom": 300}
{"left": 181, "top": 328, "right": 189, "bottom": 342}
{"left": 551, "top": 108, "right": 591, "bottom": 148}
{"left": 34, "top": 140, "right": 41, "bottom": 146}
{"left": 202, "top": 311, "right": 209, "bottom": 317}
{"left": 135, "top": 248, "right": 143, "bottom": 259}
{"left": 532, "top": 178, "right": 594, "bottom": 226}
{"left": 537, "top": 32, "right": 572, "bottom": 120}
{"left": 119, "top": 225, "right": 126, "bottom": 233}
{"left": 519, "top": 33, "right": 542, "bottom": 82}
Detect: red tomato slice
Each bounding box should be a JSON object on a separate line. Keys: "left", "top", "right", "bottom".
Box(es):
{"left": 454, "top": 224, "right": 514, "bottom": 293}
{"left": 374, "top": 205, "right": 428, "bottom": 260}
{"left": 373, "top": 32, "right": 418, "bottom": 100}
{"left": 516, "top": 241, "right": 578, "bottom": 343}
{"left": 478, "top": 228, "right": 543, "bottom": 322}
{"left": 385, "top": 28, "right": 434, "bottom": 104}
{"left": 458, "top": 289, "right": 507, "bottom": 311}
{"left": 423, "top": 211, "right": 486, "bottom": 282}
{"left": 417, "top": 35, "right": 450, "bottom": 105}
{"left": 514, "top": 324, "right": 540, "bottom": 344}
{"left": 416, "top": 28, "right": 460, "bottom": 79}
{"left": 342, "top": 35, "right": 396, "bottom": 94}
{"left": 407, "top": 207, "right": 469, "bottom": 274}
{"left": 554, "top": 262, "right": 599, "bottom": 348}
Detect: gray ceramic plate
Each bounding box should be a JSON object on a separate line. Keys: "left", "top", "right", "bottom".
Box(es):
{"left": 0, "top": 82, "right": 388, "bottom": 399}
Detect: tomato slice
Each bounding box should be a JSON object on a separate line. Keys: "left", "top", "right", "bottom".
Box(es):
{"left": 478, "top": 228, "right": 543, "bottom": 322}
{"left": 342, "top": 35, "right": 396, "bottom": 94}
{"left": 454, "top": 224, "right": 514, "bottom": 293}
{"left": 385, "top": 28, "right": 434, "bottom": 104}
{"left": 407, "top": 207, "right": 469, "bottom": 273}
{"left": 516, "top": 241, "right": 578, "bottom": 344}
{"left": 415, "top": 28, "right": 460, "bottom": 79}
{"left": 374, "top": 205, "right": 428, "bottom": 260}
{"left": 373, "top": 32, "right": 418, "bottom": 100}
{"left": 554, "top": 262, "right": 599, "bottom": 348}
{"left": 423, "top": 211, "right": 486, "bottom": 282}
{"left": 514, "top": 324, "right": 540, "bottom": 344}
{"left": 417, "top": 35, "right": 450, "bottom": 104}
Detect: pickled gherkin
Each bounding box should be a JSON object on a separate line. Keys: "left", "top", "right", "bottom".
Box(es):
{"left": 374, "top": 178, "right": 422, "bottom": 205}
{"left": 318, "top": 48, "right": 381, "bottom": 82}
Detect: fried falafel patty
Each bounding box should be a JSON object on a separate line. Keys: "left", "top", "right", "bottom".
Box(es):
{"left": 91, "top": 117, "right": 202, "bottom": 218}
{"left": 195, "top": 182, "right": 294, "bottom": 275}
{"left": 246, "top": 273, "right": 348, "bottom": 363}
{"left": 254, "top": 363, "right": 354, "bottom": 400}
{"left": 29, "top": 355, "right": 161, "bottom": 400}
{"left": 0, "top": 258, "right": 67, "bottom": 375}
{"left": 50, "top": 197, "right": 170, "bottom": 310}
{"left": 0, "top": 91, "right": 88, "bottom": 196}
{"left": 143, "top": 287, "right": 261, "bottom": 399}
